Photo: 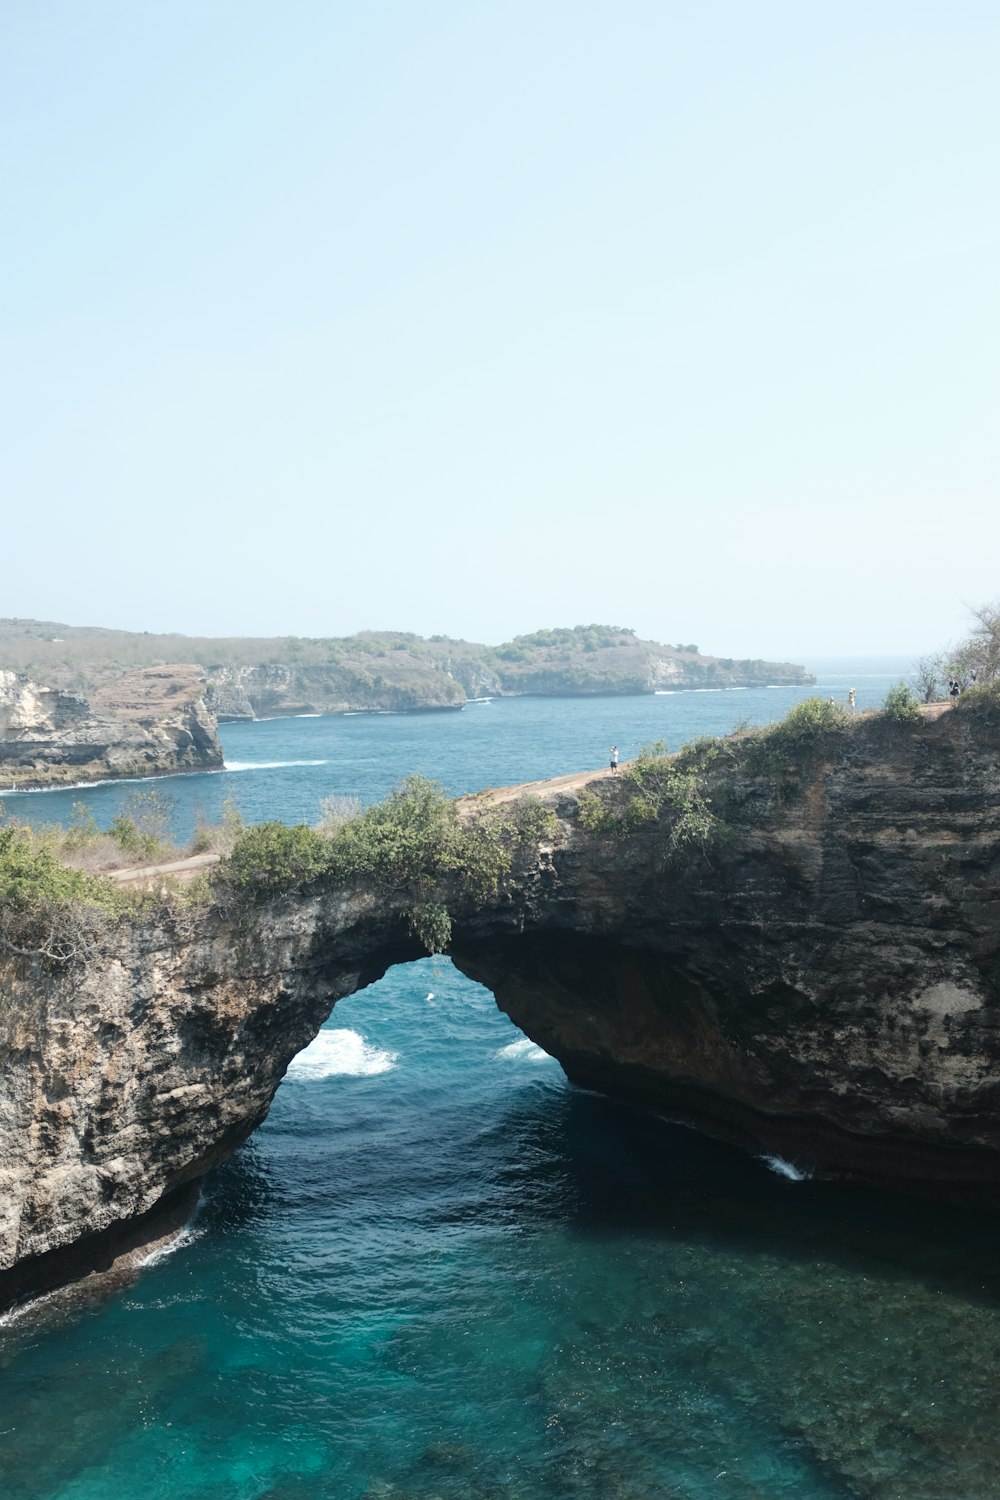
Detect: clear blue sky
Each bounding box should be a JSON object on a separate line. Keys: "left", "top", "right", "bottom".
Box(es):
{"left": 2, "top": 2, "right": 997, "bottom": 658}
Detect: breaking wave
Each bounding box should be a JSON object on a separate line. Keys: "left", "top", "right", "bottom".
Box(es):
{"left": 287, "top": 1029, "right": 398, "bottom": 1080}
{"left": 223, "top": 758, "right": 328, "bottom": 772}
{"left": 760, "top": 1154, "right": 811, "bottom": 1182}
{"left": 496, "top": 1037, "right": 552, "bottom": 1063}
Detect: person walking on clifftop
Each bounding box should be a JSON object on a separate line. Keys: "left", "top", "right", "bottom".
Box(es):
{"left": 610, "top": 745, "right": 619, "bottom": 775}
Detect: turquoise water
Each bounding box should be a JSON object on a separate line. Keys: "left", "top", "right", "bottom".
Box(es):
{"left": 6, "top": 665, "right": 1000, "bottom": 1499}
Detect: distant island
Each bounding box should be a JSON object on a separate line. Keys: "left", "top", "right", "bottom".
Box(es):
{"left": 1, "top": 620, "right": 813, "bottom": 716}
{"left": 0, "top": 620, "right": 813, "bottom": 789}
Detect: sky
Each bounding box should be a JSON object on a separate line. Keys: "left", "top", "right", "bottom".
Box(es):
{"left": 2, "top": 1, "right": 998, "bottom": 660}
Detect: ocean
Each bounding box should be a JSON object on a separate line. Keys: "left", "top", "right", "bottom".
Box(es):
{"left": 4, "top": 663, "right": 1000, "bottom": 1499}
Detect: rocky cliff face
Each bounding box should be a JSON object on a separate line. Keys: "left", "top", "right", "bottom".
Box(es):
{"left": 454, "top": 709, "right": 1000, "bottom": 1198}
{"left": 0, "top": 666, "right": 224, "bottom": 788}
{"left": 204, "top": 662, "right": 465, "bottom": 721}
{"left": 3, "top": 706, "right": 999, "bottom": 1309}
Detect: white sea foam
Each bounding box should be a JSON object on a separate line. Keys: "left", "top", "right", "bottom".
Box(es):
{"left": 496, "top": 1037, "right": 552, "bottom": 1063}
{"left": 0, "top": 768, "right": 226, "bottom": 796}
{"left": 287, "top": 1029, "right": 397, "bottom": 1080}
{"left": 137, "top": 1223, "right": 204, "bottom": 1268}
{"left": 223, "top": 758, "right": 328, "bottom": 772}
{"left": 0, "top": 1285, "right": 67, "bottom": 1328}
{"left": 760, "top": 1154, "right": 811, "bottom": 1181}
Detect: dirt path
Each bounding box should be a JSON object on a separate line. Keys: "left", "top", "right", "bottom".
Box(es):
{"left": 459, "top": 765, "right": 615, "bottom": 808}
{"left": 107, "top": 852, "right": 221, "bottom": 887}
{"left": 101, "top": 770, "right": 615, "bottom": 885}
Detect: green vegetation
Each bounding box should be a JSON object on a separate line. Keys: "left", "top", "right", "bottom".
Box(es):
{"left": 501, "top": 625, "right": 637, "bottom": 657}
{"left": 733, "top": 697, "right": 851, "bottom": 778}
{"left": 915, "top": 598, "right": 1000, "bottom": 700}
{"left": 952, "top": 681, "right": 1000, "bottom": 729}
{"left": 881, "top": 681, "right": 920, "bottom": 723}
{"left": 0, "top": 820, "right": 129, "bottom": 964}
{"left": 190, "top": 797, "right": 245, "bottom": 856}
{"left": 0, "top": 774, "right": 559, "bottom": 970}
{"left": 108, "top": 790, "right": 177, "bottom": 862}
{"left": 214, "top": 777, "right": 559, "bottom": 953}
{"left": 54, "top": 790, "right": 185, "bottom": 872}
{"left": 222, "top": 821, "right": 328, "bottom": 895}
{"left": 578, "top": 742, "right": 719, "bottom": 857}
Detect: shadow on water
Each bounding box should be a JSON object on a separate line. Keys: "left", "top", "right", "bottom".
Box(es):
{"left": 441, "top": 1082, "right": 1000, "bottom": 1311}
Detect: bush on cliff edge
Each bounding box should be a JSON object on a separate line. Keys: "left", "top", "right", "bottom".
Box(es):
{"left": 214, "top": 777, "right": 558, "bottom": 953}
{"left": 578, "top": 742, "right": 719, "bottom": 857}
{"left": 0, "top": 821, "right": 129, "bottom": 965}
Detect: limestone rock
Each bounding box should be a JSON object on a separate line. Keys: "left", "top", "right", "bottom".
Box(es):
{"left": 0, "top": 665, "right": 224, "bottom": 788}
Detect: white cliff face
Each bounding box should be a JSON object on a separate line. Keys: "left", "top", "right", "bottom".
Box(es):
{"left": 0, "top": 665, "right": 223, "bottom": 788}
{"left": 0, "top": 670, "right": 89, "bottom": 737}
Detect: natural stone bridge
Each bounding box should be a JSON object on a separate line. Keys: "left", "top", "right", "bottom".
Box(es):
{"left": 3, "top": 707, "right": 1000, "bottom": 1310}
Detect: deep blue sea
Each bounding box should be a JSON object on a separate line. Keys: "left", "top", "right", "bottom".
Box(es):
{"left": 5, "top": 663, "right": 1000, "bottom": 1500}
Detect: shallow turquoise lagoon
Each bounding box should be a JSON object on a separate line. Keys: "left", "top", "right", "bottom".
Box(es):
{"left": 6, "top": 666, "right": 1000, "bottom": 1498}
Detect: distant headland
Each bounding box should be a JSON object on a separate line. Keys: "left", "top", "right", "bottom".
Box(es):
{"left": 0, "top": 619, "right": 814, "bottom": 789}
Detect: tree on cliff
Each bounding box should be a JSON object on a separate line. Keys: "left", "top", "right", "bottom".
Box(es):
{"left": 949, "top": 600, "right": 1000, "bottom": 686}
{"left": 916, "top": 600, "right": 1000, "bottom": 700}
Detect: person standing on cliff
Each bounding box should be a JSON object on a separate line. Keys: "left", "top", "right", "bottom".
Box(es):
{"left": 848, "top": 687, "right": 857, "bottom": 713}
{"left": 610, "top": 745, "right": 619, "bottom": 774}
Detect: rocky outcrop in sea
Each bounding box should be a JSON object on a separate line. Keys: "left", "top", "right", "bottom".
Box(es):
{"left": 0, "top": 665, "right": 223, "bottom": 789}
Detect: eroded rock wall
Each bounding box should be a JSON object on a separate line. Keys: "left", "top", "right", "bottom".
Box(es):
{"left": 453, "top": 709, "right": 1000, "bottom": 1191}
{"left": 0, "top": 887, "right": 420, "bottom": 1303}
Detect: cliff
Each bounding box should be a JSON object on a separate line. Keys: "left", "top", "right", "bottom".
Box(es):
{"left": 4, "top": 703, "right": 998, "bottom": 1310}
{"left": 204, "top": 661, "right": 465, "bottom": 720}
{"left": 0, "top": 619, "right": 812, "bottom": 721}
{"left": 0, "top": 665, "right": 224, "bottom": 789}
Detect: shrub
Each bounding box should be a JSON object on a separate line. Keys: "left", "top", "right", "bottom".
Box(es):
{"left": 913, "top": 655, "right": 943, "bottom": 703}
{"left": 316, "top": 794, "right": 362, "bottom": 835}
{"left": 215, "top": 777, "right": 559, "bottom": 953}
{"left": 63, "top": 802, "right": 100, "bottom": 852}
{"left": 578, "top": 743, "right": 718, "bottom": 857}
{"left": 223, "top": 822, "right": 327, "bottom": 898}
{"left": 881, "top": 681, "right": 920, "bottom": 723}
{"left": 952, "top": 682, "right": 1000, "bottom": 729}
{"left": 109, "top": 790, "right": 178, "bottom": 863}
{"left": 737, "top": 696, "right": 851, "bottom": 778}
{"left": 0, "top": 824, "right": 128, "bottom": 964}
{"left": 189, "top": 798, "right": 245, "bottom": 856}
{"left": 324, "top": 776, "right": 464, "bottom": 890}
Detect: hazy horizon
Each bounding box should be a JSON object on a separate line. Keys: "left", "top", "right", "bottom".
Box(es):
{"left": 3, "top": 3, "right": 997, "bottom": 658}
